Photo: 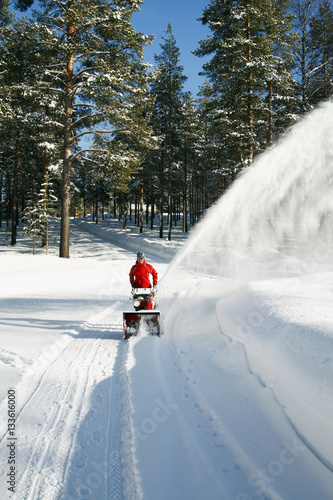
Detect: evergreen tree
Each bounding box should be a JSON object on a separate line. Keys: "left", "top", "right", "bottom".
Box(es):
{"left": 195, "top": 0, "right": 296, "bottom": 170}
{"left": 39, "top": 175, "right": 59, "bottom": 252}
{"left": 149, "top": 24, "right": 187, "bottom": 240}
{"left": 0, "top": 0, "right": 11, "bottom": 26}
{"left": 0, "top": 17, "right": 59, "bottom": 245}
{"left": 196, "top": 80, "right": 237, "bottom": 198}
{"left": 180, "top": 92, "right": 202, "bottom": 231}
{"left": 290, "top": 0, "right": 320, "bottom": 112}
{"left": 259, "top": 0, "right": 298, "bottom": 144}
{"left": 23, "top": 177, "right": 58, "bottom": 254}
{"left": 17, "top": 0, "right": 153, "bottom": 257}
{"left": 310, "top": 0, "right": 333, "bottom": 103}
{"left": 23, "top": 195, "right": 40, "bottom": 254}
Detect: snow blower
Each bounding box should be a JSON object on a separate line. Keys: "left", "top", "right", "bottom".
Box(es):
{"left": 123, "top": 288, "right": 160, "bottom": 339}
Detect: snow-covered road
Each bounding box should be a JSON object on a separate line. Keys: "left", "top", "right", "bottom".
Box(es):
{"left": 11, "top": 303, "right": 138, "bottom": 500}
{"left": 1, "top": 218, "right": 333, "bottom": 499}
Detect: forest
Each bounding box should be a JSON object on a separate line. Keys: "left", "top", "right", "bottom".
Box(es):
{"left": 1, "top": 0, "right": 333, "bottom": 256}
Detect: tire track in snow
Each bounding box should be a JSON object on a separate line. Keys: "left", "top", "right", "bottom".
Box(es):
{"left": 19, "top": 340, "right": 97, "bottom": 499}
{"left": 106, "top": 340, "right": 141, "bottom": 500}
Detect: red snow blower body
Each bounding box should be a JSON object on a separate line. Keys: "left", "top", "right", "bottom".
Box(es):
{"left": 123, "top": 288, "right": 160, "bottom": 339}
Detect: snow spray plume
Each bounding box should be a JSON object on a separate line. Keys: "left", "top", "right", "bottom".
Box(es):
{"left": 166, "top": 101, "right": 333, "bottom": 283}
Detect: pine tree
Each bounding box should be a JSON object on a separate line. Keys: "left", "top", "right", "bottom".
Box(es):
{"left": 23, "top": 196, "right": 40, "bottom": 254}
{"left": 180, "top": 92, "right": 202, "bottom": 231}
{"left": 149, "top": 24, "right": 187, "bottom": 240}
{"left": 195, "top": 0, "right": 296, "bottom": 170}
{"left": 38, "top": 176, "right": 58, "bottom": 253}
{"left": 310, "top": 0, "right": 333, "bottom": 103}
{"left": 23, "top": 177, "right": 58, "bottom": 254}
{"left": 290, "top": 0, "right": 320, "bottom": 112}
{"left": 196, "top": 80, "right": 237, "bottom": 201}
{"left": 260, "top": 0, "right": 298, "bottom": 144}
{"left": 0, "top": 0, "right": 11, "bottom": 26}
{"left": 16, "top": 0, "right": 153, "bottom": 257}
{"left": 0, "top": 14, "right": 63, "bottom": 245}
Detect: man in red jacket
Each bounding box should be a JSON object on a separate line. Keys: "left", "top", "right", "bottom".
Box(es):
{"left": 129, "top": 252, "right": 158, "bottom": 310}
{"left": 129, "top": 251, "right": 158, "bottom": 289}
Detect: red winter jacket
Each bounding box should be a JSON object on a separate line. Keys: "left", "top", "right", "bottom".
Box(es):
{"left": 129, "top": 261, "right": 158, "bottom": 288}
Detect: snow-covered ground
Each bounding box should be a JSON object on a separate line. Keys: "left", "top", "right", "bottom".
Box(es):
{"left": 1, "top": 215, "right": 333, "bottom": 500}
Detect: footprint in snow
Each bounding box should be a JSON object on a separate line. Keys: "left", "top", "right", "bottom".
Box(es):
{"left": 85, "top": 409, "right": 95, "bottom": 421}
{"left": 91, "top": 430, "right": 102, "bottom": 442}
{"left": 93, "top": 394, "right": 103, "bottom": 404}
{"left": 213, "top": 436, "right": 225, "bottom": 448}
{"left": 78, "top": 486, "right": 91, "bottom": 498}
{"left": 75, "top": 455, "right": 87, "bottom": 469}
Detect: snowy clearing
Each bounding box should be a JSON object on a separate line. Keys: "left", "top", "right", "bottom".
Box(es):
{"left": 0, "top": 216, "right": 333, "bottom": 500}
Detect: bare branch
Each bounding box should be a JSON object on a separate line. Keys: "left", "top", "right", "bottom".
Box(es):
{"left": 71, "top": 147, "right": 108, "bottom": 162}
{"left": 72, "top": 112, "right": 104, "bottom": 128}
{"left": 72, "top": 129, "right": 117, "bottom": 141}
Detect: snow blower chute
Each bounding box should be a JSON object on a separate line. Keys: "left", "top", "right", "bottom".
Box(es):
{"left": 123, "top": 288, "right": 160, "bottom": 339}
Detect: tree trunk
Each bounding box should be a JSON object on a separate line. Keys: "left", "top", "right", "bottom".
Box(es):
{"left": 151, "top": 200, "right": 154, "bottom": 230}
{"left": 159, "top": 141, "right": 164, "bottom": 239}
{"left": 323, "top": 44, "right": 328, "bottom": 99}
{"left": 6, "top": 174, "right": 11, "bottom": 230}
{"left": 247, "top": 6, "right": 253, "bottom": 163}
{"left": 11, "top": 127, "right": 20, "bottom": 246}
{"left": 42, "top": 153, "right": 48, "bottom": 248}
{"left": 183, "top": 134, "right": 188, "bottom": 232}
{"left": 150, "top": 181, "right": 154, "bottom": 230}
{"left": 123, "top": 195, "right": 128, "bottom": 230}
{"left": 0, "top": 172, "right": 3, "bottom": 228}
{"left": 59, "top": 4, "right": 74, "bottom": 258}
{"left": 268, "top": 79, "right": 273, "bottom": 145}
{"left": 140, "top": 176, "right": 143, "bottom": 233}
{"left": 167, "top": 128, "right": 172, "bottom": 241}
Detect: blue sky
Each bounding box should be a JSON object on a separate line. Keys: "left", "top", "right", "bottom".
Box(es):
{"left": 132, "top": 0, "right": 210, "bottom": 97}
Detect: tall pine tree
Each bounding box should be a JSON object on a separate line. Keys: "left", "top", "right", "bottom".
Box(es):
{"left": 149, "top": 24, "right": 187, "bottom": 240}
{"left": 290, "top": 0, "right": 319, "bottom": 112}
{"left": 310, "top": 0, "right": 333, "bottom": 103}
{"left": 195, "top": 0, "right": 296, "bottom": 171}
{"left": 17, "top": 0, "right": 153, "bottom": 257}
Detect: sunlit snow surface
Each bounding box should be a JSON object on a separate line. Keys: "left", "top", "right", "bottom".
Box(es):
{"left": 1, "top": 103, "right": 333, "bottom": 499}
